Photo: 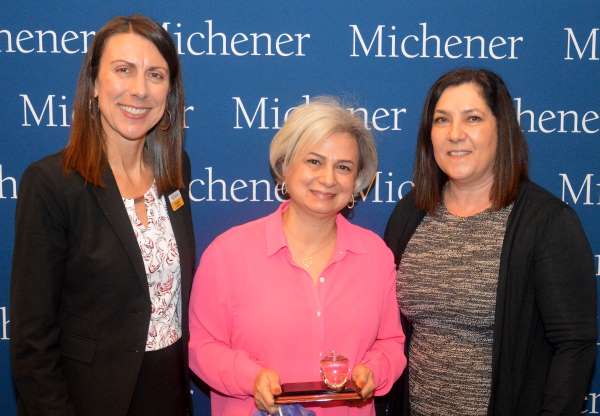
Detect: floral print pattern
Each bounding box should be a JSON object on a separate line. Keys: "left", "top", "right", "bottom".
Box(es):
{"left": 123, "top": 182, "right": 181, "bottom": 351}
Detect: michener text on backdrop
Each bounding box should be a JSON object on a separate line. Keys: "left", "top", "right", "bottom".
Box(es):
{"left": 0, "top": 1, "right": 598, "bottom": 414}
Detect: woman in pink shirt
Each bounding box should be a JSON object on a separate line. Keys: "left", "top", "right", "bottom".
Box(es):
{"left": 189, "top": 98, "right": 406, "bottom": 415}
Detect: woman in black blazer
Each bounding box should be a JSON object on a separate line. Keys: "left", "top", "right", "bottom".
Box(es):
{"left": 10, "top": 15, "right": 195, "bottom": 416}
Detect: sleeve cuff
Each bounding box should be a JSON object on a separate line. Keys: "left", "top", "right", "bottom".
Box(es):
{"left": 233, "top": 352, "right": 263, "bottom": 395}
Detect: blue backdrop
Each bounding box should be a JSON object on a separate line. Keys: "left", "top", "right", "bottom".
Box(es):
{"left": 1, "top": 1, "right": 599, "bottom": 414}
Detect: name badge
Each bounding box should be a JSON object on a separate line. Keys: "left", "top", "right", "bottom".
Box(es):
{"left": 168, "top": 190, "right": 184, "bottom": 211}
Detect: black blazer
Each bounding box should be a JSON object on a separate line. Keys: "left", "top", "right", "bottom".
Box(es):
{"left": 10, "top": 152, "right": 196, "bottom": 416}
{"left": 379, "top": 181, "right": 596, "bottom": 415}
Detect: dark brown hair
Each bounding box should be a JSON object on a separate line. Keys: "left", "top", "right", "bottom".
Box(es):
{"left": 413, "top": 67, "right": 528, "bottom": 212}
{"left": 63, "top": 14, "right": 185, "bottom": 195}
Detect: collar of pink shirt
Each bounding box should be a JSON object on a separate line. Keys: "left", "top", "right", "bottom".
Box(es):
{"left": 264, "top": 201, "right": 368, "bottom": 260}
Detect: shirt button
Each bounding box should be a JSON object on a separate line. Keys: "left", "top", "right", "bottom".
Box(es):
{"left": 316, "top": 311, "right": 321, "bottom": 317}
{"left": 319, "top": 276, "right": 325, "bottom": 283}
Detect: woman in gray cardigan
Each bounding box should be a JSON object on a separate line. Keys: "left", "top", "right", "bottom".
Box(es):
{"left": 380, "top": 68, "right": 596, "bottom": 415}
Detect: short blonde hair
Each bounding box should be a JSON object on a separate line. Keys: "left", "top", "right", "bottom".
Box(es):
{"left": 269, "top": 97, "right": 377, "bottom": 194}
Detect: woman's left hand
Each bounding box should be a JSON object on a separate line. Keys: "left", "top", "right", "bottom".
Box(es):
{"left": 351, "top": 364, "right": 375, "bottom": 399}
{"left": 254, "top": 368, "right": 282, "bottom": 414}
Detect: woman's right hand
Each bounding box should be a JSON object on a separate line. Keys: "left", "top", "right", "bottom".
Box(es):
{"left": 254, "top": 368, "right": 282, "bottom": 414}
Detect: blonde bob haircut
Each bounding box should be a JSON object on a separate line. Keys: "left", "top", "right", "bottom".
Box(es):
{"left": 269, "top": 97, "right": 378, "bottom": 195}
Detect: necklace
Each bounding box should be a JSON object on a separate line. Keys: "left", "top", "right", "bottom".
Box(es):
{"left": 298, "top": 233, "right": 336, "bottom": 269}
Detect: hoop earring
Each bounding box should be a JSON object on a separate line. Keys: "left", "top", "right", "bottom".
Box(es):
{"left": 159, "top": 110, "right": 172, "bottom": 131}
{"left": 347, "top": 194, "right": 355, "bottom": 209}
{"left": 278, "top": 182, "right": 288, "bottom": 197}
{"left": 89, "top": 96, "right": 98, "bottom": 113}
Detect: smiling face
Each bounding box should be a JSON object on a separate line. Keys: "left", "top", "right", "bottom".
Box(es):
{"left": 94, "top": 32, "right": 170, "bottom": 146}
{"left": 283, "top": 132, "right": 359, "bottom": 220}
{"left": 431, "top": 82, "right": 498, "bottom": 190}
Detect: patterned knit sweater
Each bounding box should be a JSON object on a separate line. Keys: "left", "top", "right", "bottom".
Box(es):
{"left": 397, "top": 203, "right": 512, "bottom": 416}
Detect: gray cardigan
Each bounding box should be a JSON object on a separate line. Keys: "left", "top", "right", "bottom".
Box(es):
{"left": 380, "top": 181, "right": 596, "bottom": 415}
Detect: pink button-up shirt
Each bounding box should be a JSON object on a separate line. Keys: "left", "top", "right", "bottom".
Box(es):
{"left": 189, "top": 202, "right": 406, "bottom": 415}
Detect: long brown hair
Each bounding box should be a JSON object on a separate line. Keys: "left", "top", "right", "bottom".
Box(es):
{"left": 413, "top": 68, "right": 528, "bottom": 213}
{"left": 63, "top": 14, "right": 185, "bottom": 195}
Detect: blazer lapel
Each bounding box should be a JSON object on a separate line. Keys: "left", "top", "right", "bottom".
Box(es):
{"left": 92, "top": 167, "right": 149, "bottom": 297}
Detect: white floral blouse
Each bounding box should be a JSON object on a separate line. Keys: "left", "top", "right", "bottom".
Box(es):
{"left": 123, "top": 182, "right": 182, "bottom": 351}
